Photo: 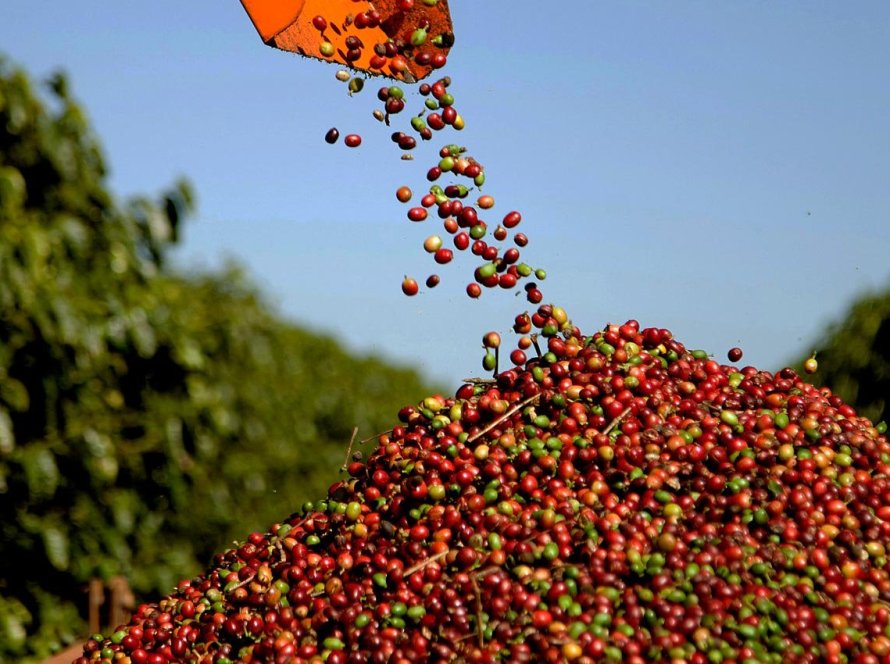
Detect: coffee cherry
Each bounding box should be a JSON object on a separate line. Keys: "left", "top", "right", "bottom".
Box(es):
{"left": 482, "top": 350, "right": 496, "bottom": 372}
{"left": 401, "top": 277, "right": 419, "bottom": 296}
{"left": 502, "top": 211, "right": 521, "bottom": 228}
{"left": 804, "top": 355, "right": 818, "bottom": 373}
{"left": 433, "top": 248, "right": 453, "bottom": 264}
{"left": 482, "top": 332, "right": 501, "bottom": 349}
{"left": 407, "top": 207, "right": 428, "bottom": 222}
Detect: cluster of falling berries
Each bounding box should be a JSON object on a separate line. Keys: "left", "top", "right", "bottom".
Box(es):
{"left": 316, "top": 8, "right": 547, "bottom": 300}
{"left": 394, "top": 138, "right": 548, "bottom": 302}
{"left": 329, "top": 74, "right": 548, "bottom": 301}
{"left": 79, "top": 305, "right": 890, "bottom": 664}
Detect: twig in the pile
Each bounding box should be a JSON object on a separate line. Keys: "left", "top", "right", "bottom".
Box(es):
{"left": 226, "top": 572, "right": 256, "bottom": 592}
{"left": 603, "top": 406, "right": 632, "bottom": 435}
{"left": 530, "top": 334, "right": 543, "bottom": 359}
{"left": 341, "top": 426, "right": 360, "bottom": 471}
{"left": 461, "top": 377, "right": 496, "bottom": 385}
{"left": 470, "top": 566, "right": 502, "bottom": 580}
{"left": 701, "top": 400, "right": 722, "bottom": 414}
{"left": 471, "top": 574, "right": 485, "bottom": 648}
{"left": 403, "top": 549, "right": 449, "bottom": 578}
{"left": 269, "top": 539, "right": 287, "bottom": 564}
{"left": 467, "top": 394, "right": 540, "bottom": 444}
{"left": 359, "top": 428, "right": 393, "bottom": 445}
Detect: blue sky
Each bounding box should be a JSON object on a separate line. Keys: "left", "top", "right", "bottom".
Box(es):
{"left": 2, "top": 2, "right": 889, "bottom": 386}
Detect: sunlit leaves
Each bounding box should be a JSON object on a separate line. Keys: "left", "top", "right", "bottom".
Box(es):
{"left": 0, "top": 58, "right": 433, "bottom": 661}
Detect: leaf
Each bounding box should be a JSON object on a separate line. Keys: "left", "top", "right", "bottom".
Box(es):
{"left": 0, "top": 166, "right": 26, "bottom": 210}
{"left": 42, "top": 524, "right": 69, "bottom": 571}
{"left": 0, "top": 377, "right": 29, "bottom": 412}
{"left": 175, "top": 339, "right": 205, "bottom": 370}
{"left": 0, "top": 408, "right": 14, "bottom": 454}
{"left": 49, "top": 296, "right": 78, "bottom": 344}
{"left": 129, "top": 308, "right": 157, "bottom": 357}
{"left": 0, "top": 595, "right": 32, "bottom": 652}
{"left": 109, "top": 491, "right": 137, "bottom": 535}
{"left": 20, "top": 445, "right": 59, "bottom": 501}
{"left": 83, "top": 428, "right": 112, "bottom": 457}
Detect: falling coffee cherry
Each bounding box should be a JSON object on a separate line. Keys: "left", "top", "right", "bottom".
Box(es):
{"left": 482, "top": 349, "right": 497, "bottom": 372}
{"left": 423, "top": 235, "right": 443, "bottom": 253}
{"left": 344, "top": 134, "right": 362, "bottom": 148}
{"left": 482, "top": 331, "right": 501, "bottom": 349}
{"left": 425, "top": 274, "right": 440, "bottom": 288}
{"left": 804, "top": 354, "right": 818, "bottom": 374}
{"left": 324, "top": 128, "right": 340, "bottom": 144}
{"left": 401, "top": 277, "right": 419, "bottom": 296}
{"left": 434, "top": 248, "right": 453, "bottom": 264}
{"left": 407, "top": 207, "right": 428, "bottom": 222}
{"left": 728, "top": 347, "right": 743, "bottom": 362}
{"left": 526, "top": 288, "right": 543, "bottom": 304}
{"left": 503, "top": 211, "right": 522, "bottom": 228}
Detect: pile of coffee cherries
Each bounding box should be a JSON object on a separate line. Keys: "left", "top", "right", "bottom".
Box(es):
{"left": 78, "top": 306, "right": 890, "bottom": 663}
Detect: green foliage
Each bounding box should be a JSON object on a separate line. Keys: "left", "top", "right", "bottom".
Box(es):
{"left": 797, "top": 287, "right": 890, "bottom": 426}
{"left": 0, "top": 57, "right": 432, "bottom": 661}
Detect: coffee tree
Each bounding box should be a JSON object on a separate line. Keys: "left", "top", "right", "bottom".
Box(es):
{"left": 0, "top": 58, "right": 431, "bottom": 661}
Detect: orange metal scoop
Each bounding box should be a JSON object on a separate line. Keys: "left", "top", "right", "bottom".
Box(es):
{"left": 240, "top": 0, "right": 454, "bottom": 82}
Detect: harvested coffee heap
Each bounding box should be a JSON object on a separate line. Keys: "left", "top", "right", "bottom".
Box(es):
{"left": 78, "top": 306, "right": 890, "bottom": 664}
